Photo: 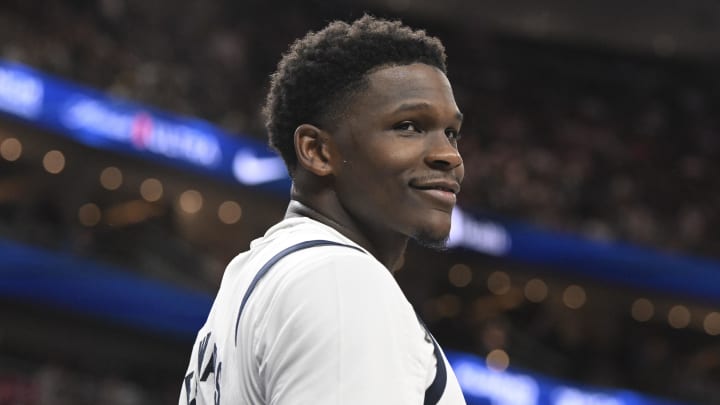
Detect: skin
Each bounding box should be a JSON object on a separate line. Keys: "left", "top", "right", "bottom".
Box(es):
{"left": 287, "top": 63, "right": 464, "bottom": 271}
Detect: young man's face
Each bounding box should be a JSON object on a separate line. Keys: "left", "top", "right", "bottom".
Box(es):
{"left": 329, "top": 63, "right": 464, "bottom": 247}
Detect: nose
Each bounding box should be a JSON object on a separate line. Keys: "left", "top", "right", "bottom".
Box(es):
{"left": 425, "top": 132, "right": 463, "bottom": 172}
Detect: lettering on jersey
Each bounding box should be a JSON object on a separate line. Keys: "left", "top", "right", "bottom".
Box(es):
{"left": 184, "top": 371, "right": 196, "bottom": 405}
{"left": 184, "top": 332, "right": 223, "bottom": 405}
{"left": 214, "top": 357, "right": 222, "bottom": 405}
{"left": 200, "top": 344, "right": 216, "bottom": 381}
{"left": 198, "top": 332, "right": 211, "bottom": 379}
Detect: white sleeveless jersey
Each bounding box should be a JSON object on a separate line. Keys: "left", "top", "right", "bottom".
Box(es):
{"left": 179, "top": 216, "right": 466, "bottom": 405}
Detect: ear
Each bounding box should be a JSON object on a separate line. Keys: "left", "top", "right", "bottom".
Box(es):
{"left": 294, "top": 124, "right": 336, "bottom": 176}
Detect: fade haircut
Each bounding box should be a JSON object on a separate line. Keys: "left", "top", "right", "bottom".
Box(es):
{"left": 263, "top": 15, "right": 447, "bottom": 173}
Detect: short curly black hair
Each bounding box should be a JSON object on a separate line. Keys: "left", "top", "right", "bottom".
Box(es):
{"left": 263, "top": 14, "right": 447, "bottom": 173}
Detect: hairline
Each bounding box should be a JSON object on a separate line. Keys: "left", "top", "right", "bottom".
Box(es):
{"left": 315, "top": 62, "right": 447, "bottom": 134}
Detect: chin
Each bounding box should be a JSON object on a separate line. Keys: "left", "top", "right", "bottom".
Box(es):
{"left": 412, "top": 223, "right": 452, "bottom": 251}
{"left": 413, "top": 235, "right": 450, "bottom": 251}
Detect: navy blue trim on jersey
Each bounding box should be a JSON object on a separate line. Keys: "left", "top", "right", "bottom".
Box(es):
{"left": 233, "top": 240, "right": 364, "bottom": 345}
{"left": 421, "top": 324, "right": 447, "bottom": 405}
{"left": 232, "top": 239, "right": 447, "bottom": 405}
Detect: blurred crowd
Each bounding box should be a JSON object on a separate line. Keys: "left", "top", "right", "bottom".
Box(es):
{"left": 0, "top": 362, "right": 175, "bottom": 405}
{"left": 1, "top": 0, "right": 720, "bottom": 404}
{"left": 2, "top": 0, "right": 717, "bottom": 259}
{"left": 455, "top": 45, "right": 720, "bottom": 259}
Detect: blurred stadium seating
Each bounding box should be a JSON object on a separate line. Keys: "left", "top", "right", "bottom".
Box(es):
{"left": 0, "top": 0, "right": 719, "bottom": 404}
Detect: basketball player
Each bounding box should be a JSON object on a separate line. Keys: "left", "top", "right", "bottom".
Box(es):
{"left": 180, "top": 15, "right": 466, "bottom": 404}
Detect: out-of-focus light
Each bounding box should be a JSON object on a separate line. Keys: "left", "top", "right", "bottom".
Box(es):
{"left": 448, "top": 263, "right": 472, "bottom": 287}
{"left": 554, "top": 387, "right": 622, "bottom": 405}
{"left": 218, "top": 200, "right": 242, "bottom": 224}
{"left": 486, "top": 349, "right": 510, "bottom": 372}
{"left": 631, "top": 298, "right": 654, "bottom": 322}
{"left": 179, "top": 190, "right": 203, "bottom": 214}
{"left": 78, "top": 203, "right": 101, "bottom": 227}
{"left": 703, "top": 312, "right": 720, "bottom": 336}
{"left": 100, "top": 166, "right": 123, "bottom": 190}
{"left": 436, "top": 294, "right": 462, "bottom": 318}
{"left": 487, "top": 271, "right": 511, "bottom": 295}
{"left": 524, "top": 279, "right": 548, "bottom": 303}
{"left": 668, "top": 305, "right": 691, "bottom": 329}
{"left": 140, "top": 178, "right": 163, "bottom": 202}
{"left": 562, "top": 285, "right": 586, "bottom": 309}
{"left": 0, "top": 138, "right": 22, "bottom": 161}
{"left": 43, "top": 150, "right": 65, "bottom": 174}
{"left": 104, "top": 200, "right": 159, "bottom": 227}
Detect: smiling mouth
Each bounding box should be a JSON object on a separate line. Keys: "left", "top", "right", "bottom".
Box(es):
{"left": 415, "top": 189, "right": 457, "bottom": 209}
{"left": 410, "top": 184, "right": 458, "bottom": 208}
{"left": 413, "top": 185, "right": 456, "bottom": 193}
{"left": 409, "top": 178, "right": 461, "bottom": 195}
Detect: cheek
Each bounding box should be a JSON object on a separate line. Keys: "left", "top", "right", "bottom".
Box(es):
{"left": 365, "top": 141, "right": 422, "bottom": 171}
{"left": 341, "top": 137, "right": 424, "bottom": 194}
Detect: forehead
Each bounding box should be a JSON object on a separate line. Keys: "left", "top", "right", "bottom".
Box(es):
{"left": 346, "top": 63, "right": 460, "bottom": 119}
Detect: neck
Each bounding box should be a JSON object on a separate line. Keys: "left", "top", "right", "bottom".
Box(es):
{"left": 285, "top": 199, "right": 407, "bottom": 272}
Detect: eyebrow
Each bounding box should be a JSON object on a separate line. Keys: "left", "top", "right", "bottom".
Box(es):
{"left": 392, "top": 101, "right": 464, "bottom": 123}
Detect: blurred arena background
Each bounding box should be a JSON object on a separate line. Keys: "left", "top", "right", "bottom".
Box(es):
{"left": 1, "top": 0, "right": 719, "bottom": 404}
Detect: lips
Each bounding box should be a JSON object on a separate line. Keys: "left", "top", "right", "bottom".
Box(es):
{"left": 410, "top": 178, "right": 460, "bottom": 208}
{"left": 410, "top": 179, "right": 461, "bottom": 194}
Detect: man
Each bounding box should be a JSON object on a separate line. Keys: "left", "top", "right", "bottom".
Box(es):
{"left": 181, "top": 15, "right": 466, "bottom": 404}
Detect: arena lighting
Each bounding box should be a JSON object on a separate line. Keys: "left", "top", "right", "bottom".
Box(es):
{"left": 631, "top": 298, "right": 654, "bottom": 322}
{"left": 218, "top": 200, "right": 242, "bottom": 224}
{"left": 139, "top": 177, "right": 163, "bottom": 202}
{"left": 562, "top": 285, "right": 587, "bottom": 309}
{"left": 447, "top": 207, "right": 512, "bottom": 255}
{"left": 552, "top": 387, "right": 622, "bottom": 405}
{"left": 0, "top": 239, "right": 212, "bottom": 338}
{"left": 231, "top": 150, "right": 288, "bottom": 185}
{"left": 524, "top": 279, "right": 548, "bottom": 303}
{"left": 0, "top": 236, "right": 700, "bottom": 405}
{"left": 450, "top": 354, "right": 539, "bottom": 405}
{"left": 0, "top": 137, "right": 22, "bottom": 161}
{"left": 62, "top": 100, "right": 223, "bottom": 168}
{"left": 99, "top": 166, "right": 123, "bottom": 190}
{"left": 485, "top": 349, "right": 510, "bottom": 372}
{"left": 42, "top": 150, "right": 65, "bottom": 174}
{"left": 0, "top": 61, "right": 288, "bottom": 190}
{"left": 668, "top": 305, "right": 691, "bottom": 329}
{"left": 179, "top": 190, "right": 203, "bottom": 214}
{"left": 487, "top": 271, "right": 511, "bottom": 295}
{"left": 446, "top": 351, "right": 693, "bottom": 405}
{"left": 0, "top": 63, "right": 43, "bottom": 119}
{"left": 103, "top": 200, "right": 161, "bottom": 227}
{"left": 448, "top": 263, "right": 473, "bottom": 287}
{"left": 78, "top": 203, "right": 102, "bottom": 227}
{"left": 4, "top": 59, "right": 720, "bottom": 305}
{"left": 704, "top": 312, "right": 720, "bottom": 335}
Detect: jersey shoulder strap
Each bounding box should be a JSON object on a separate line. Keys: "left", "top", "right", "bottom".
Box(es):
{"left": 233, "top": 239, "right": 363, "bottom": 345}
{"left": 418, "top": 316, "right": 448, "bottom": 405}
{"left": 232, "top": 239, "right": 447, "bottom": 405}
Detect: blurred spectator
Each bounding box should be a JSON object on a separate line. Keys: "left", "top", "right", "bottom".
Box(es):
{"left": 1, "top": 1, "right": 720, "bottom": 403}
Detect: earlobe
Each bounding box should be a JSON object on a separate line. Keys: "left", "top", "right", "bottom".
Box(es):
{"left": 294, "top": 124, "right": 335, "bottom": 176}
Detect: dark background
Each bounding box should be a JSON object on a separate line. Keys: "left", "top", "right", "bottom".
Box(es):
{"left": 0, "top": 0, "right": 719, "bottom": 404}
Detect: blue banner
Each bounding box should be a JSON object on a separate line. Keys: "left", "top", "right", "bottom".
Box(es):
{"left": 447, "top": 207, "right": 720, "bottom": 304}
{"left": 0, "top": 60, "right": 291, "bottom": 193}
{"left": 0, "top": 239, "right": 211, "bottom": 338}
{"left": 2, "top": 58, "right": 720, "bottom": 305}
{"left": 447, "top": 351, "right": 696, "bottom": 405}
{"left": 0, "top": 238, "right": 699, "bottom": 405}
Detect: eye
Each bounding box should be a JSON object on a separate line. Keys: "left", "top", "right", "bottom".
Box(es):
{"left": 395, "top": 121, "right": 421, "bottom": 133}
{"left": 445, "top": 128, "right": 461, "bottom": 140}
